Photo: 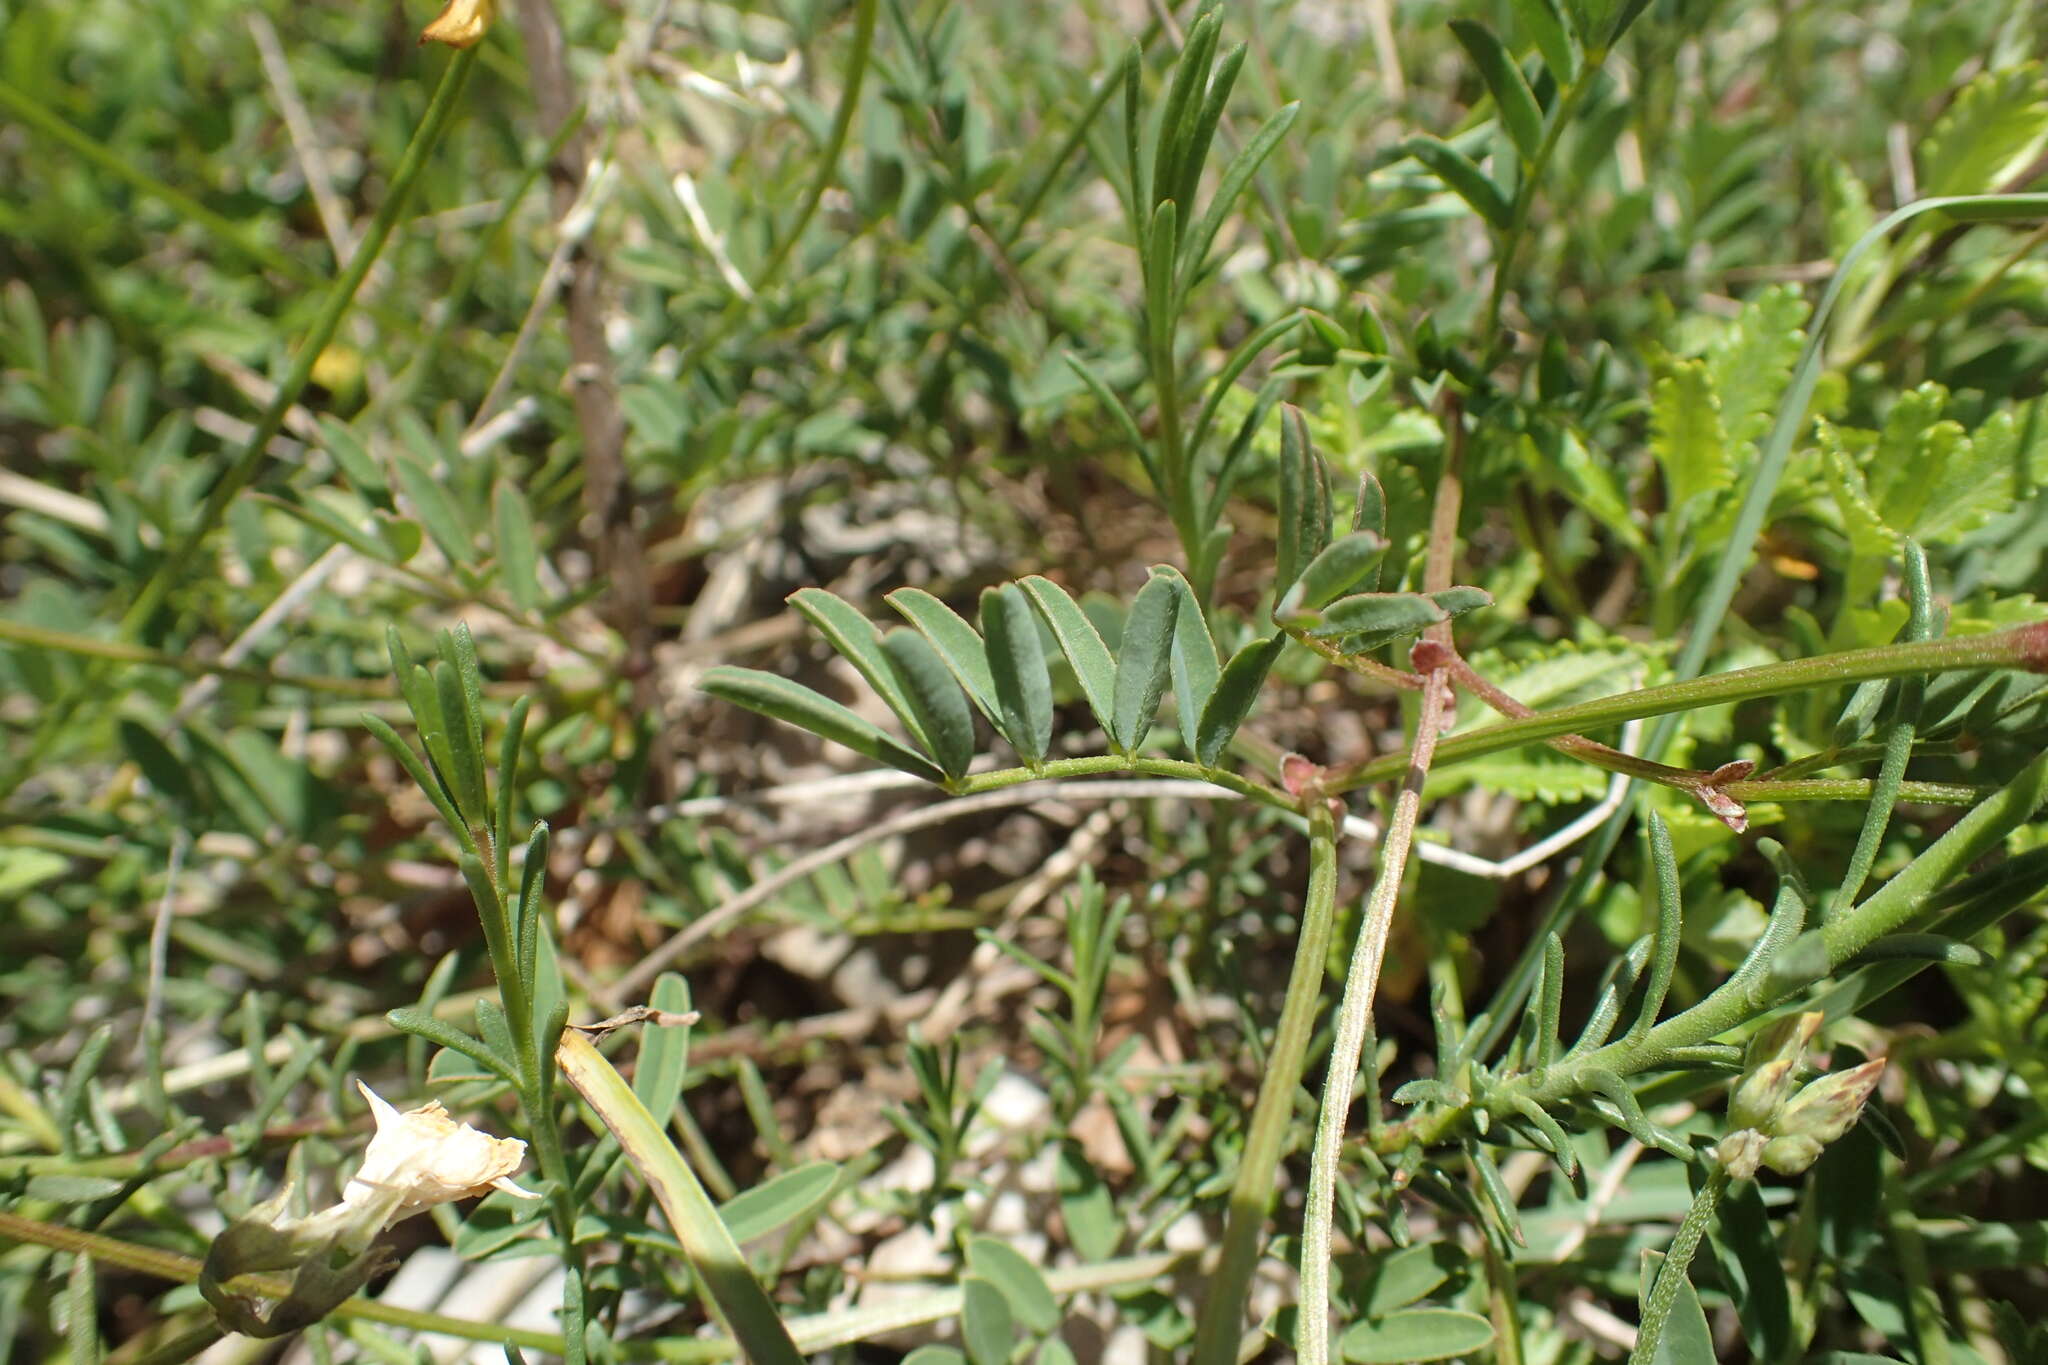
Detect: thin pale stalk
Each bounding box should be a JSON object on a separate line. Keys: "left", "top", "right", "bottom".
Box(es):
{"left": 1298, "top": 667, "right": 1453, "bottom": 1363}
{"left": 1190, "top": 804, "right": 1341, "bottom": 1365}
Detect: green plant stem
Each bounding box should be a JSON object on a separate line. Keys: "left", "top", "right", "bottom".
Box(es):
{"left": 1299, "top": 667, "right": 1454, "bottom": 1365}
{"left": 0, "top": 618, "right": 391, "bottom": 696}
{"left": 1629, "top": 1167, "right": 1726, "bottom": 1365}
{"left": 1375, "top": 744, "right": 2048, "bottom": 1154}
{"left": 1479, "top": 50, "right": 1605, "bottom": 354}
{"left": 1327, "top": 623, "right": 2048, "bottom": 794}
{"left": 0, "top": 48, "right": 482, "bottom": 804}
{"left": 953, "top": 753, "right": 1294, "bottom": 812}
{"left": 1191, "top": 803, "right": 1340, "bottom": 1365}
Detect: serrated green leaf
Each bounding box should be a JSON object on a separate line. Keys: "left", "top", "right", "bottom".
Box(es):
{"left": 981, "top": 584, "right": 1052, "bottom": 763}
{"left": 492, "top": 482, "right": 543, "bottom": 612}
{"left": 699, "top": 667, "right": 944, "bottom": 783}
{"left": 1340, "top": 1308, "right": 1496, "bottom": 1362}
{"left": 1020, "top": 577, "right": 1118, "bottom": 734}
{"left": 1651, "top": 359, "right": 1732, "bottom": 526}
{"left": 1918, "top": 63, "right": 2048, "bottom": 199}
{"left": 1112, "top": 569, "right": 1180, "bottom": 752}
{"left": 1401, "top": 135, "right": 1511, "bottom": 229}
{"left": 882, "top": 627, "right": 976, "bottom": 779}
{"left": 1197, "top": 633, "right": 1282, "bottom": 768}
{"left": 1450, "top": 20, "right": 1543, "bottom": 163}
{"left": 965, "top": 1238, "right": 1059, "bottom": 1333}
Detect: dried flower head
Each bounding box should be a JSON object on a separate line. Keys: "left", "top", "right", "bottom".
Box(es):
{"left": 344, "top": 1081, "right": 538, "bottom": 1222}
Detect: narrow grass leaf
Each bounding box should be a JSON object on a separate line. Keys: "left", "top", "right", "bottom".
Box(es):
{"left": 632, "top": 974, "right": 695, "bottom": 1132}
{"left": 1449, "top": 20, "right": 1544, "bottom": 162}
{"left": 700, "top": 666, "right": 944, "bottom": 783}
{"left": 1198, "top": 633, "right": 1283, "bottom": 767}
{"left": 1112, "top": 569, "right": 1180, "bottom": 752}
{"left": 981, "top": 584, "right": 1053, "bottom": 763}
{"left": 881, "top": 627, "right": 977, "bottom": 779}
{"left": 1020, "top": 577, "right": 1119, "bottom": 734}
{"left": 556, "top": 1033, "right": 805, "bottom": 1365}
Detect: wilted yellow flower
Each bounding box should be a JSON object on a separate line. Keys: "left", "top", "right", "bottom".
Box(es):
{"left": 346, "top": 1081, "right": 539, "bottom": 1221}
{"left": 420, "top": 0, "right": 497, "bottom": 48}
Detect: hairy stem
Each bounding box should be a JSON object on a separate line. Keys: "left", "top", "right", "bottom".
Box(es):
{"left": 1629, "top": 1167, "right": 1727, "bottom": 1365}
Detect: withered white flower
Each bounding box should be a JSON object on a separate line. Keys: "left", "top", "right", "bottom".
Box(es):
{"left": 343, "top": 1081, "right": 539, "bottom": 1222}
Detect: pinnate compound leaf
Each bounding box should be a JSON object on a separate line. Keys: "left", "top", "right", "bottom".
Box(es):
{"left": 1111, "top": 568, "right": 1182, "bottom": 752}
{"left": 1197, "top": 633, "right": 1283, "bottom": 767}
{"left": 1340, "top": 1308, "right": 1495, "bottom": 1362}
{"left": 790, "top": 588, "right": 932, "bottom": 754}
{"left": 980, "top": 584, "right": 1053, "bottom": 763}
{"left": 1917, "top": 63, "right": 2048, "bottom": 199}
{"left": 1650, "top": 359, "right": 1732, "bottom": 526}
{"left": 886, "top": 587, "right": 1001, "bottom": 718}
{"left": 882, "top": 627, "right": 977, "bottom": 779}
{"left": 700, "top": 666, "right": 944, "bottom": 784}
{"left": 1021, "top": 576, "right": 1119, "bottom": 735}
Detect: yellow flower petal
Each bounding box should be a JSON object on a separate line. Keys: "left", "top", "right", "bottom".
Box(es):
{"left": 420, "top": 0, "right": 497, "bottom": 49}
